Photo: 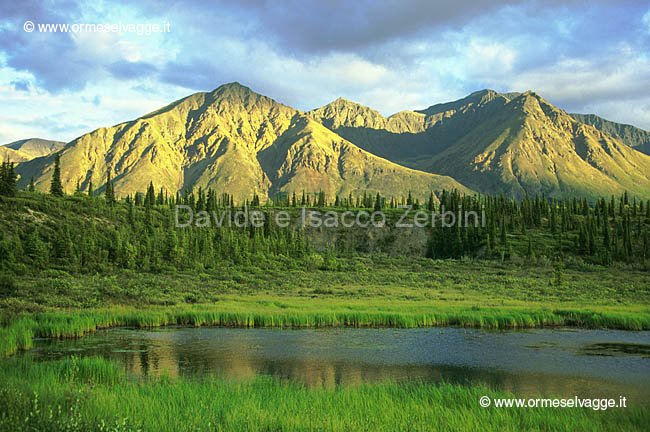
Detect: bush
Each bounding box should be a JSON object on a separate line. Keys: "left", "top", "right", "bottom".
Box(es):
{"left": 305, "top": 253, "right": 324, "bottom": 271}
{"left": 0, "top": 275, "right": 16, "bottom": 297}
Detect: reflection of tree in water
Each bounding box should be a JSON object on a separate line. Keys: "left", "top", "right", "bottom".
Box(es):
{"left": 139, "top": 344, "right": 149, "bottom": 376}
{"left": 27, "top": 328, "right": 650, "bottom": 404}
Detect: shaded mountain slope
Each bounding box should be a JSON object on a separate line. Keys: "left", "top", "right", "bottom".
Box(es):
{"left": 571, "top": 113, "right": 650, "bottom": 155}
{"left": 421, "top": 92, "right": 650, "bottom": 200}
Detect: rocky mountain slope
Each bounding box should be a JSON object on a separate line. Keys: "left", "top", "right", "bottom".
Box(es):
{"left": 312, "top": 91, "right": 650, "bottom": 200}
{"left": 15, "top": 83, "right": 470, "bottom": 201}
{"left": 571, "top": 113, "right": 650, "bottom": 155}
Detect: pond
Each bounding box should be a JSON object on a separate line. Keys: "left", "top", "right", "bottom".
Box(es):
{"left": 25, "top": 327, "right": 650, "bottom": 403}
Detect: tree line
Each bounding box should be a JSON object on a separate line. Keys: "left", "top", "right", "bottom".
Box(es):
{"left": 1, "top": 154, "right": 649, "bottom": 273}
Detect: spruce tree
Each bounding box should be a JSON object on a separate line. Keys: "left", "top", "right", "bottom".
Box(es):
{"left": 105, "top": 170, "right": 115, "bottom": 204}
{"left": 28, "top": 176, "right": 35, "bottom": 192}
{"left": 0, "top": 161, "right": 17, "bottom": 196}
{"left": 49, "top": 153, "right": 64, "bottom": 196}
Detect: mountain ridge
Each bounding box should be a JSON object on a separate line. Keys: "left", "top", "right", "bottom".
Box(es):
{"left": 311, "top": 89, "right": 650, "bottom": 200}
{"left": 570, "top": 113, "right": 650, "bottom": 156}
{"left": 10, "top": 83, "right": 650, "bottom": 201}
{"left": 15, "top": 83, "right": 471, "bottom": 201}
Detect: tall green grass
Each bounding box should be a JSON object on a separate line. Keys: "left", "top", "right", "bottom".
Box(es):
{"left": 2, "top": 303, "right": 649, "bottom": 358}
{"left": 0, "top": 356, "right": 648, "bottom": 431}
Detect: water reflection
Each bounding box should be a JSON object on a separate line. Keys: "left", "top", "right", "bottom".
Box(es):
{"left": 27, "top": 327, "right": 650, "bottom": 403}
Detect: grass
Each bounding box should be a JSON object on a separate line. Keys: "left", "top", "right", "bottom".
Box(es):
{"left": 2, "top": 298, "right": 649, "bottom": 358}
{"left": 3, "top": 255, "right": 649, "bottom": 311}
{"left": 0, "top": 356, "right": 648, "bottom": 431}
{"left": 1, "top": 255, "right": 649, "bottom": 358}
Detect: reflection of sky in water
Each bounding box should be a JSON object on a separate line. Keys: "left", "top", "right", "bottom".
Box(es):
{"left": 26, "top": 327, "right": 650, "bottom": 403}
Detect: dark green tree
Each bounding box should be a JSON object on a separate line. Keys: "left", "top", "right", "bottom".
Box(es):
{"left": 0, "top": 161, "right": 17, "bottom": 197}
{"left": 105, "top": 170, "right": 116, "bottom": 204}
{"left": 49, "top": 153, "right": 64, "bottom": 196}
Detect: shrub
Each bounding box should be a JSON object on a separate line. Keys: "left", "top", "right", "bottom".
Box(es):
{"left": 0, "top": 275, "right": 16, "bottom": 297}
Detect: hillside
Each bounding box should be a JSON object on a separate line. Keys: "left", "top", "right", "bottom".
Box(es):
{"left": 311, "top": 91, "right": 650, "bottom": 200}
{"left": 310, "top": 90, "right": 518, "bottom": 165}
{"left": 15, "top": 83, "right": 470, "bottom": 201}
{"left": 421, "top": 92, "right": 650, "bottom": 200}
{"left": 571, "top": 113, "right": 650, "bottom": 155}
{"left": 0, "top": 138, "right": 64, "bottom": 163}
{"left": 13, "top": 84, "right": 650, "bottom": 202}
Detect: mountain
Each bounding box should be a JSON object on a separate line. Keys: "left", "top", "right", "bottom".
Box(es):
{"left": 570, "top": 113, "right": 650, "bottom": 155}
{"left": 311, "top": 91, "right": 650, "bottom": 200}
{"left": 0, "top": 138, "right": 65, "bottom": 163}
{"left": 419, "top": 92, "right": 650, "bottom": 200}
{"left": 310, "top": 90, "right": 519, "bottom": 166}
{"left": 15, "top": 83, "right": 470, "bottom": 201}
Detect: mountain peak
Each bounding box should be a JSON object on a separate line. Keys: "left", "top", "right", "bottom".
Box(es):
{"left": 417, "top": 89, "right": 509, "bottom": 116}
{"left": 310, "top": 98, "right": 387, "bottom": 130}
{"left": 325, "top": 97, "right": 372, "bottom": 110}
{"left": 211, "top": 81, "right": 257, "bottom": 98}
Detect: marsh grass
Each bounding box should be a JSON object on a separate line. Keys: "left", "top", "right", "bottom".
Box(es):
{"left": 2, "top": 300, "right": 649, "bottom": 358}
{"left": 0, "top": 356, "right": 648, "bottom": 431}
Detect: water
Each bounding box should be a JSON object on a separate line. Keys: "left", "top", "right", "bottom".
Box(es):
{"left": 25, "top": 327, "right": 650, "bottom": 402}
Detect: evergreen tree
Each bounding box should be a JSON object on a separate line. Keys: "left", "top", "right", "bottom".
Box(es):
{"left": 145, "top": 182, "right": 155, "bottom": 207}
{"left": 28, "top": 176, "right": 35, "bottom": 193}
{"left": 105, "top": 170, "right": 116, "bottom": 204}
{"left": 374, "top": 192, "right": 382, "bottom": 211}
{"left": 0, "top": 161, "right": 17, "bottom": 196}
{"left": 49, "top": 153, "right": 64, "bottom": 196}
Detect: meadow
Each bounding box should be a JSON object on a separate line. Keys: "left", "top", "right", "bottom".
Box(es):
{"left": 1, "top": 255, "right": 649, "bottom": 358}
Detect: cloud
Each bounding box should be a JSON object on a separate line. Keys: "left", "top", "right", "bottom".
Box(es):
{"left": 1, "top": 0, "right": 650, "bottom": 139}
{"left": 10, "top": 79, "right": 30, "bottom": 91}
{"left": 108, "top": 60, "right": 157, "bottom": 80}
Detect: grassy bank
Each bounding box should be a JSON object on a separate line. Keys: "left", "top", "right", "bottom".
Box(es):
{"left": 2, "top": 256, "right": 649, "bottom": 357}
{"left": 0, "top": 356, "right": 647, "bottom": 431}
{"left": 2, "top": 298, "right": 650, "bottom": 358}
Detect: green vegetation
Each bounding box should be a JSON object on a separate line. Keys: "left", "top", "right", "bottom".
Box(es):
{"left": 1, "top": 356, "right": 647, "bottom": 431}
{"left": 3, "top": 297, "right": 650, "bottom": 358}
{"left": 0, "top": 184, "right": 649, "bottom": 429}
{"left": 0, "top": 189, "right": 648, "bottom": 356}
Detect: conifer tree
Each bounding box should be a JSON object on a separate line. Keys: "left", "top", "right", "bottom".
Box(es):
{"left": 49, "top": 153, "right": 64, "bottom": 196}
{"left": 105, "top": 170, "right": 115, "bottom": 204}
{"left": 0, "top": 161, "right": 17, "bottom": 196}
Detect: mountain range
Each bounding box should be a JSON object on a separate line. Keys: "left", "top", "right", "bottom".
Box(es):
{"left": 5, "top": 83, "right": 650, "bottom": 201}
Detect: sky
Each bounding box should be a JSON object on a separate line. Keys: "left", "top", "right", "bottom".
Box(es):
{"left": 0, "top": 0, "right": 649, "bottom": 144}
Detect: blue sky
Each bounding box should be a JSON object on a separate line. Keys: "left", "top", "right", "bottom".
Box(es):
{"left": 1, "top": 0, "right": 649, "bottom": 143}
